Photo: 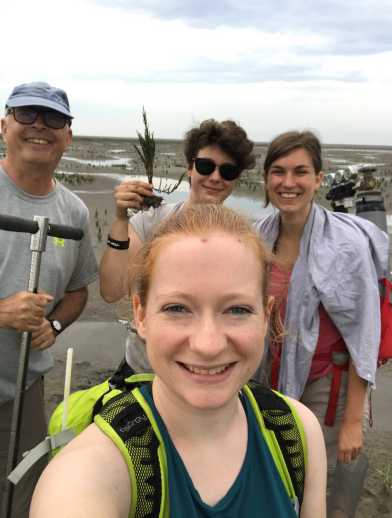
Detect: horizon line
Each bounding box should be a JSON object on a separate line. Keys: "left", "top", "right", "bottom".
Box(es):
{"left": 72, "top": 134, "right": 392, "bottom": 150}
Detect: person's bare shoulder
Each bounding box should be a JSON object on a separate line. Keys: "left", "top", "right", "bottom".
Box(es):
{"left": 285, "top": 397, "right": 327, "bottom": 518}
{"left": 30, "top": 424, "right": 130, "bottom": 518}
{"left": 286, "top": 397, "right": 323, "bottom": 437}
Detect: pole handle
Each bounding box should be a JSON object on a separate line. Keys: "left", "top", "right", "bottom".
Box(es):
{"left": 48, "top": 223, "right": 83, "bottom": 241}
{"left": 0, "top": 214, "right": 84, "bottom": 241}
{"left": 0, "top": 214, "right": 37, "bottom": 234}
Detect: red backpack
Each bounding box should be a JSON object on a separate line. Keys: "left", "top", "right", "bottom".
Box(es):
{"left": 270, "top": 278, "right": 392, "bottom": 427}
{"left": 379, "top": 277, "right": 392, "bottom": 365}
{"left": 325, "top": 277, "right": 392, "bottom": 426}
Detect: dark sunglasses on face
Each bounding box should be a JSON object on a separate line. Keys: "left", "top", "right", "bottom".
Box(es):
{"left": 7, "top": 107, "right": 71, "bottom": 130}
{"left": 193, "top": 157, "right": 241, "bottom": 181}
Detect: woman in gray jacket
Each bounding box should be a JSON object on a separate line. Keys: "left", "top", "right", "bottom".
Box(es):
{"left": 254, "top": 131, "right": 389, "bottom": 501}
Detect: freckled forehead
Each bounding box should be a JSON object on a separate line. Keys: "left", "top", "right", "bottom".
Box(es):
{"left": 199, "top": 236, "right": 243, "bottom": 244}
{"left": 155, "top": 235, "right": 256, "bottom": 267}
{"left": 149, "top": 233, "right": 264, "bottom": 295}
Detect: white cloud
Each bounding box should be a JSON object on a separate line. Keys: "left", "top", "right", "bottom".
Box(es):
{"left": 0, "top": 0, "right": 391, "bottom": 144}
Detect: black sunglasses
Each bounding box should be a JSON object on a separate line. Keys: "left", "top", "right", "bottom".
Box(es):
{"left": 193, "top": 157, "right": 241, "bottom": 181}
{"left": 7, "top": 107, "right": 71, "bottom": 130}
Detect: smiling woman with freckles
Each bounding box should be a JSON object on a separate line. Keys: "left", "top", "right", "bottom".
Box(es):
{"left": 31, "top": 204, "right": 326, "bottom": 518}
{"left": 253, "top": 131, "right": 389, "bottom": 512}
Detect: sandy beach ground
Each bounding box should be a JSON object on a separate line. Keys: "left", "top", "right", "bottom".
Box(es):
{"left": 16, "top": 136, "right": 392, "bottom": 517}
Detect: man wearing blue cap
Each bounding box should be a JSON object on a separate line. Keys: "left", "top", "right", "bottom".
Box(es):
{"left": 0, "top": 82, "right": 98, "bottom": 516}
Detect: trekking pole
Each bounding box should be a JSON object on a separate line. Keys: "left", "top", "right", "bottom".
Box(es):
{"left": 0, "top": 214, "right": 83, "bottom": 518}
{"left": 62, "top": 348, "right": 74, "bottom": 431}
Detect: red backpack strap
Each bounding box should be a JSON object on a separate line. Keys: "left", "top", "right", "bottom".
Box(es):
{"left": 270, "top": 343, "right": 281, "bottom": 390}
{"left": 324, "top": 352, "right": 349, "bottom": 427}
{"left": 325, "top": 278, "right": 392, "bottom": 426}
{"left": 379, "top": 278, "right": 392, "bottom": 366}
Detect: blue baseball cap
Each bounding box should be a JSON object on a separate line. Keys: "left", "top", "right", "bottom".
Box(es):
{"left": 5, "top": 81, "right": 73, "bottom": 118}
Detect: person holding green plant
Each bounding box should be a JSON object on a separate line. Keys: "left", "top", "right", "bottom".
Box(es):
{"left": 100, "top": 118, "right": 255, "bottom": 372}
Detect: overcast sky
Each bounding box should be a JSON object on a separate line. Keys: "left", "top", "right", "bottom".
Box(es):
{"left": 1, "top": 0, "right": 391, "bottom": 145}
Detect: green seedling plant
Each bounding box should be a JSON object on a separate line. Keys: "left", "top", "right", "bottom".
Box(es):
{"left": 156, "top": 168, "right": 187, "bottom": 195}
{"left": 133, "top": 107, "right": 155, "bottom": 184}
{"left": 376, "top": 462, "right": 392, "bottom": 494}
{"left": 133, "top": 108, "right": 185, "bottom": 202}
{"left": 55, "top": 172, "right": 94, "bottom": 185}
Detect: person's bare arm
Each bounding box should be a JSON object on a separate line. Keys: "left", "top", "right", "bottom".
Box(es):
{"left": 337, "top": 360, "right": 367, "bottom": 463}
{"left": 31, "top": 287, "right": 88, "bottom": 349}
{"left": 288, "top": 398, "right": 327, "bottom": 518}
{"left": 100, "top": 180, "right": 152, "bottom": 303}
{"left": 0, "top": 292, "right": 53, "bottom": 331}
{"left": 30, "top": 424, "right": 131, "bottom": 518}
{"left": 100, "top": 222, "right": 143, "bottom": 303}
{"left": 48, "top": 286, "right": 88, "bottom": 327}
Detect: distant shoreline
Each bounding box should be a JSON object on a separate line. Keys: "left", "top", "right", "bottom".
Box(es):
{"left": 70, "top": 134, "right": 392, "bottom": 151}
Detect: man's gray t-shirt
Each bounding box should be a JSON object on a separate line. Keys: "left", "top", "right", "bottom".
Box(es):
{"left": 0, "top": 167, "right": 98, "bottom": 403}
{"left": 126, "top": 202, "right": 183, "bottom": 372}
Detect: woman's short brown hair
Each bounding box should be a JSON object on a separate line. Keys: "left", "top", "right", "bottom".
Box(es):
{"left": 263, "top": 130, "right": 323, "bottom": 205}
{"left": 184, "top": 119, "right": 256, "bottom": 173}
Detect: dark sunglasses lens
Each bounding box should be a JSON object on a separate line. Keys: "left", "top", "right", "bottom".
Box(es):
{"left": 13, "top": 108, "right": 37, "bottom": 124}
{"left": 44, "top": 112, "right": 68, "bottom": 129}
{"left": 220, "top": 163, "right": 240, "bottom": 181}
{"left": 12, "top": 108, "right": 68, "bottom": 129}
{"left": 194, "top": 158, "right": 216, "bottom": 176}
{"left": 194, "top": 157, "right": 240, "bottom": 180}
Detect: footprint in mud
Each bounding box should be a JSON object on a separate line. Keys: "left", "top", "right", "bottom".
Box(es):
{"left": 75, "top": 361, "right": 91, "bottom": 369}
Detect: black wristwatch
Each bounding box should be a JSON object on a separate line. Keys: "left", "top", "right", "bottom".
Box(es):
{"left": 49, "top": 319, "right": 63, "bottom": 335}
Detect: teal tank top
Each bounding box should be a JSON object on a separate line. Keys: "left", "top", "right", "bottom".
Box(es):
{"left": 140, "top": 385, "right": 297, "bottom": 518}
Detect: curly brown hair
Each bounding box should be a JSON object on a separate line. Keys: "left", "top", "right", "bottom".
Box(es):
{"left": 184, "top": 119, "right": 256, "bottom": 173}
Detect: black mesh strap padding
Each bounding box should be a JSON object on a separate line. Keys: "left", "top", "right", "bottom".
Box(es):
{"left": 91, "top": 365, "right": 141, "bottom": 421}
{"left": 99, "top": 379, "right": 305, "bottom": 516}
{"left": 109, "top": 359, "right": 136, "bottom": 389}
{"left": 99, "top": 391, "right": 162, "bottom": 518}
{"left": 91, "top": 387, "right": 112, "bottom": 419}
{"left": 247, "top": 381, "right": 306, "bottom": 506}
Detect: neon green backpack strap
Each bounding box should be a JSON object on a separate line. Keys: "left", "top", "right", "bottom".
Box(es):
{"left": 95, "top": 376, "right": 306, "bottom": 518}
{"left": 243, "top": 381, "right": 307, "bottom": 510}
{"left": 48, "top": 378, "right": 113, "bottom": 440}
{"left": 48, "top": 373, "right": 152, "bottom": 455}
{"left": 95, "top": 374, "right": 169, "bottom": 518}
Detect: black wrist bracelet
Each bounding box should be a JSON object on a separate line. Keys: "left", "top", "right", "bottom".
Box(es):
{"left": 107, "top": 234, "right": 130, "bottom": 250}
